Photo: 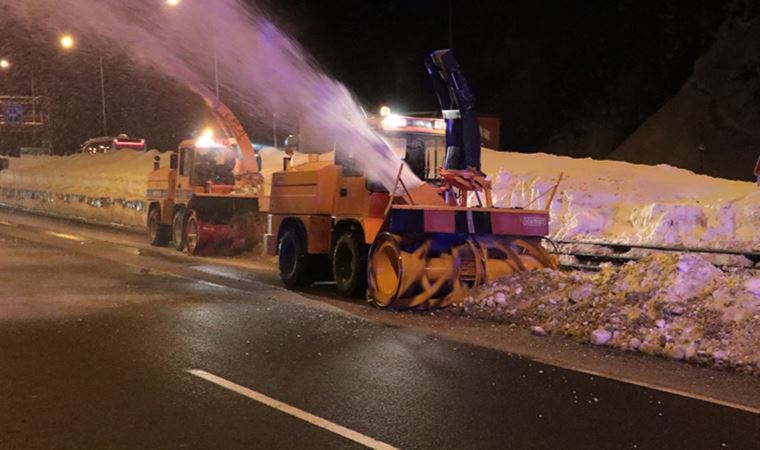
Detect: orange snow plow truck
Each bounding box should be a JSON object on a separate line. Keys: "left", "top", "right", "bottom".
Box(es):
{"left": 265, "top": 49, "right": 557, "bottom": 309}
{"left": 146, "top": 98, "right": 263, "bottom": 255}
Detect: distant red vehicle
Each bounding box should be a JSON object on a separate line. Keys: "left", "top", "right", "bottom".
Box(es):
{"left": 79, "top": 134, "right": 146, "bottom": 154}
{"left": 755, "top": 156, "right": 760, "bottom": 186}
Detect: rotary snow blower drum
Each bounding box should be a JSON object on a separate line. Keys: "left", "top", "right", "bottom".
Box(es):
{"left": 367, "top": 203, "right": 557, "bottom": 309}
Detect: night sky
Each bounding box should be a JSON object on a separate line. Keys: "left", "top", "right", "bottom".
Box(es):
{"left": 0, "top": 1, "right": 729, "bottom": 158}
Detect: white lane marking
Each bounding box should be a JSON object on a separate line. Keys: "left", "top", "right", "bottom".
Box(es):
{"left": 0, "top": 220, "right": 13, "bottom": 226}
{"left": 187, "top": 369, "right": 398, "bottom": 450}
{"left": 45, "top": 231, "right": 85, "bottom": 241}
{"left": 196, "top": 280, "right": 229, "bottom": 289}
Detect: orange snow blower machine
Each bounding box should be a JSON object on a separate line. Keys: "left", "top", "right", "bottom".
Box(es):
{"left": 146, "top": 98, "right": 263, "bottom": 255}
{"left": 265, "top": 49, "right": 557, "bottom": 308}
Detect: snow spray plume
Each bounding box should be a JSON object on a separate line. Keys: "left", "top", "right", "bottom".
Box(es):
{"left": 0, "top": 0, "right": 420, "bottom": 190}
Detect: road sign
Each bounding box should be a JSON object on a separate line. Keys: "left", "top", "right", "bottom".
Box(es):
{"left": 3, "top": 103, "right": 24, "bottom": 123}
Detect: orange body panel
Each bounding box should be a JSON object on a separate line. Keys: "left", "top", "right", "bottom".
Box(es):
{"left": 269, "top": 162, "right": 340, "bottom": 216}
{"left": 334, "top": 176, "right": 370, "bottom": 217}
{"left": 267, "top": 160, "right": 385, "bottom": 255}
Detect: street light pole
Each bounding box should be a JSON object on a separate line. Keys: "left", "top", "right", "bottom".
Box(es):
{"left": 273, "top": 112, "right": 278, "bottom": 148}
{"left": 31, "top": 74, "right": 36, "bottom": 120}
{"left": 60, "top": 34, "right": 107, "bottom": 136}
{"left": 167, "top": 0, "right": 219, "bottom": 98}
{"left": 211, "top": 12, "right": 220, "bottom": 99}
{"left": 448, "top": 0, "right": 454, "bottom": 49}
{"left": 99, "top": 52, "right": 107, "bottom": 136}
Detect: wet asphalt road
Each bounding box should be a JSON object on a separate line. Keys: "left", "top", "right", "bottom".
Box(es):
{"left": 0, "top": 214, "right": 759, "bottom": 449}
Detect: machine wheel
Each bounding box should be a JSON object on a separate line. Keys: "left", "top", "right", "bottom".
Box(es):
{"left": 278, "top": 227, "right": 313, "bottom": 287}
{"left": 184, "top": 210, "right": 200, "bottom": 255}
{"left": 171, "top": 207, "right": 186, "bottom": 251}
{"left": 332, "top": 231, "right": 367, "bottom": 297}
{"left": 148, "top": 207, "right": 170, "bottom": 247}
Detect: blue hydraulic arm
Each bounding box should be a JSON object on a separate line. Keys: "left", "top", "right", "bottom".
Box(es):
{"left": 425, "top": 49, "right": 481, "bottom": 172}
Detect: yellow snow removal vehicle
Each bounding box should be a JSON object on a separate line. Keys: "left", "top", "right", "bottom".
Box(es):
{"left": 264, "top": 49, "right": 556, "bottom": 308}
{"left": 146, "top": 98, "right": 263, "bottom": 255}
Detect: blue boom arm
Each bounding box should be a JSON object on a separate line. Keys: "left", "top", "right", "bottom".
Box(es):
{"left": 425, "top": 49, "right": 481, "bottom": 172}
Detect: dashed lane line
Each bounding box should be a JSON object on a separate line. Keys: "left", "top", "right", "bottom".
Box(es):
{"left": 187, "top": 369, "right": 399, "bottom": 450}
{"left": 45, "top": 231, "right": 86, "bottom": 241}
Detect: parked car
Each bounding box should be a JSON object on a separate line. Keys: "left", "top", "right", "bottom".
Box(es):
{"left": 79, "top": 134, "right": 146, "bottom": 154}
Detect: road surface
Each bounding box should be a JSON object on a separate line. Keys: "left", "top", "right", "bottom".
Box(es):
{"left": 0, "top": 208, "right": 759, "bottom": 449}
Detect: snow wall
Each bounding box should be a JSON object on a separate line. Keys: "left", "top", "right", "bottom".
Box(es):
{"left": 0, "top": 150, "right": 171, "bottom": 229}
{"left": 1, "top": 147, "right": 758, "bottom": 251}
{"left": 480, "top": 150, "right": 760, "bottom": 250}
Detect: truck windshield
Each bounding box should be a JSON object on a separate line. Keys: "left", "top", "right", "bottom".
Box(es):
{"left": 190, "top": 146, "right": 236, "bottom": 186}
{"left": 381, "top": 132, "right": 445, "bottom": 181}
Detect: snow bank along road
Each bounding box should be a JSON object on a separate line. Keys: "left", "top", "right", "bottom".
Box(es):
{"left": 3, "top": 147, "right": 760, "bottom": 252}
{"left": 0, "top": 208, "right": 759, "bottom": 449}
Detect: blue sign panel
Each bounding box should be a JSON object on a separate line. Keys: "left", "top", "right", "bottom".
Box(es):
{"left": 3, "top": 103, "right": 24, "bottom": 123}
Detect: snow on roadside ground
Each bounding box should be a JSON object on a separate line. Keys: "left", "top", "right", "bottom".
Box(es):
{"left": 0, "top": 150, "right": 169, "bottom": 228}
{"left": 460, "top": 255, "right": 760, "bottom": 375}
{"left": 481, "top": 149, "right": 760, "bottom": 251}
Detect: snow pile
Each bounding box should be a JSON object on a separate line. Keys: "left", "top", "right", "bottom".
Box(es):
{"left": 4, "top": 143, "right": 757, "bottom": 248}
{"left": 482, "top": 149, "right": 760, "bottom": 250}
{"left": 0, "top": 150, "right": 168, "bottom": 228}
{"left": 259, "top": 146, "right": 287, "bottom": 196}
{"left": 461, "top": 254, "right": 760, "bottom": 374}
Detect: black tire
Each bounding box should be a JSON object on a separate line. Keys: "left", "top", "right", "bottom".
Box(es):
{"left": 171, "top": 207, "right": 186, "bottom": 251}
{"left": 184, "top": 210, "right": 200, "bottom": 255}
{"left": 278, "top": 227, "right": 314, "bottom": 287}
{"left": 332, "top": 231, "right": 367, "bottom": 297}
{"left": 148, "top": 207, "right": 170, "bottom": 247}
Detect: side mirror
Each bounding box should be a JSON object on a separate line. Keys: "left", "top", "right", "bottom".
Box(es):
{"left": 169, "top": 153, "right": 178, "bottom": 170}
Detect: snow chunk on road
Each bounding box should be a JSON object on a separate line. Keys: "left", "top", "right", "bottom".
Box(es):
{"left": 590, "top": 329, "right": 612, "bottom": 345}
{"left": 744, "top": 278, "right": 760, "bottom": 297}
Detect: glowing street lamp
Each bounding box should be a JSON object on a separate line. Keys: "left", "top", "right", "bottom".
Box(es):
{"left": 0, "top": 59, "right": 9, "bottom": 70}
{"left": 60, "top": 34, "right": 75, "bottom": 50}
{"left": 166, "top": 0, "right": 181, "bottom": 6}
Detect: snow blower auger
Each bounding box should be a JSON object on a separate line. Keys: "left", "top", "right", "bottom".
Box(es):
{"left": 367, "top": 164, "right": 557, "bottom": 309}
